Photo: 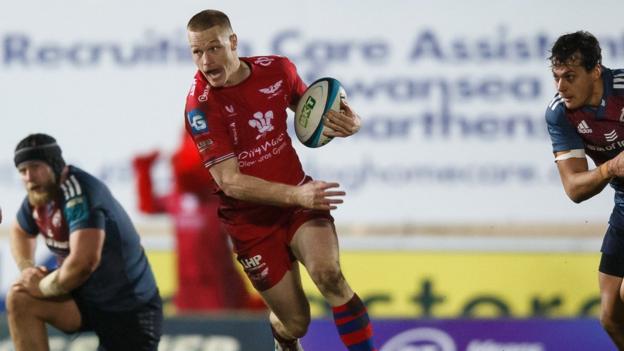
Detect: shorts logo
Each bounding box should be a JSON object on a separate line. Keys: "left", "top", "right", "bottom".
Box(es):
{"left": 240, "top": 255, "right": 263, "bottom": 269}
{"left": 187, "top": 109, "right": 208, "bottom": 135}
{"left": 239, "top": 254, "right": 269, "bottom": 286}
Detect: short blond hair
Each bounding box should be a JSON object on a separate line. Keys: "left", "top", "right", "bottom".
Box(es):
{"left": 187, "top": 9, "right": 232, "bottom": 32}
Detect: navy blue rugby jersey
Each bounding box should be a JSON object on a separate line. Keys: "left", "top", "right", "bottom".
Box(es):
{"left": 17, "top": 166, "right": 158, "bottom": 311}
{"left": 546, "top": 67, "right": 624, "bottom": 189}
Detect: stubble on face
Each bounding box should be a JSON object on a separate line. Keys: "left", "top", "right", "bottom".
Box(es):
{"left": 26, "top": 176, "right": 59, "bottom": 207}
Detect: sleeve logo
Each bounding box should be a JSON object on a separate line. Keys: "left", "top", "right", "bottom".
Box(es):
{"left": 187, "top": 109, "right": 209, "bottom": 134}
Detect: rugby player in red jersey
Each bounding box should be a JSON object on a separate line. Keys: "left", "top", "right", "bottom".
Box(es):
{"left": 184, "top": 9, "right": 376, "bottom": 351}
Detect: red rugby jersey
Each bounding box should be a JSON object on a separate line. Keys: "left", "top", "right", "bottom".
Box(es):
{"left": 185, "top": 56, "right": 308, "bottom": 226}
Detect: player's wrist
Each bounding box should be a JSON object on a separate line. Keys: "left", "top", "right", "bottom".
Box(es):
{"left": 599, "top": 161, "right": 614, "bottom": 180}
{"left": 17, "top": 259, "right": 35, "bottom": 272}
{"left": 38, "top": 270, "right": 68, "bottom": 297}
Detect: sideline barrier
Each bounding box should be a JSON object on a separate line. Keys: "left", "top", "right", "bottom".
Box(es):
{"left": 0, "top": 315, "right": 272, "bottom": 351}
{"left": 145, "top": 249, "right": 602, "bottom": 318}
{"left": 302, "top": 319, "right": 612, "bottom": 351}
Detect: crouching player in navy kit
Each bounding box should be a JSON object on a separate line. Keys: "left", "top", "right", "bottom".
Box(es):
{"left": 7, "top": 133, "right": 162, "bottom": 351}
{"left": 184, "top": 10, "right": 376, "bottom": 351}
{"left": 546, "top": 31, "right": 624, "bottom": 349}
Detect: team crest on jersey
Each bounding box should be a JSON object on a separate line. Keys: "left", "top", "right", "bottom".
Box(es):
{"left": 187, "top": 109, "right": 209, "bottom": 135}
{"left": 259, "top": 80, "right": 283, "bottom": 98}
{"left": 254, "top": 57, "right": 274, "bottom": 67}
{"left": 249, "top": 111, "right": 274, "bottom": 139}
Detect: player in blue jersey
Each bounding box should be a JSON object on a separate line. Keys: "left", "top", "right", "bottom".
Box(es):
{"left": 7, "top": 134, "right": 162, "bottom": 351}
{"left": 546, "top": 31, "right": 624, "bottom": 349}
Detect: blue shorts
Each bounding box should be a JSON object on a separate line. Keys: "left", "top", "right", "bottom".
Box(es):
{"left": 600, "top": 224, "right": 624, "bottom": 277}
{"left": 73, "top": 292, "right": 163, "bottom": 351}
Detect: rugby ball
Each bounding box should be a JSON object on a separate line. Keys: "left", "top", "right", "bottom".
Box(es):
{"left": 294, "top": 77, "right": 346, "bottom": 148}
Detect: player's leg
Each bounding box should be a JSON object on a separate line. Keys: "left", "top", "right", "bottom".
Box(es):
{"left": 599, "top": 258, "right": 624, "bottom": 348}
{"left": 290, "top": 217, "right": 376, "bottom": 351}
{"left": 599, "top": 225, "right": 624, "bottom": 349}
{"left": 233, "top": 224, "right": 310, "bottom": 350}
{"left": 6, "top": 287, "right": 82, "bottom": 351}
{"left": 259, "top": 263, "right": 309, "bottom": 350}
{"left": 91, "top": 292, "right": 163, "bottom": 351}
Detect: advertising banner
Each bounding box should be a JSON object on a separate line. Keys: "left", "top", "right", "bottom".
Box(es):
{"left": 299, "top": 252, "right": 601, "bottom": 318}
{"left": 1, "top": 0, "right": 624, "bottom": 227}
{"left": 302, "top": 319, "right": 612, "bottom": 351}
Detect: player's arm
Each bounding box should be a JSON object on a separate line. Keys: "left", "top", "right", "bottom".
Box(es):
{"left": 210, "top": 157, "right": 344, "bottom": 210}
{"left": 10, "top": 221, "right": 37, "bottom": 272}
{"left": 52, "top": 228, "right": 105, "bottom": 291}
{"left": 555, "top": 150, "right": 612, "bottom": 203}
{"left": 15, "top": 228, "right": 104, "bottom": 298}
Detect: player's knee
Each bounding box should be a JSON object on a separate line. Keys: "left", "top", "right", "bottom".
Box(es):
{"left": 308, "top": 264, "right": 345, "bottom": 295}
{"left": 6, "top": 288, "right": 33, "bottom": 316}
{"left": 282, "top": 314, "right": 310, "bottom": 338}
{"left": 600, "top": 310, "right": 624, "bottom": 333}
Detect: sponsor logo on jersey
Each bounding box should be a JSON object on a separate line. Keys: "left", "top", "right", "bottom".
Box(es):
{"left": 198, "top": 86, "right": 210, "bottom": 102}
{"left": 259, "top": 80, "right": 283, "bottom": 98}
{"left": 229, "top": 122, "right": 239, "bottom": 145}
{"left": 188, "top": 79, "right": 197, "bottom": 97}
{"left": 254, "top": 57, "right": 274, "bottom": 67}
{"left": 197, "top": 138, "right": 213, "bottom": 152}
{"left": 187, "top": 109, "right": 209, "bottom": 135}
{"left": 577, "top": 120, "right": 592, "bottom": 134}
{"left": 605, "top": 129, "right": 619, "bottom": 142}
{"left": 249, "top": 111, "right": 274, "bottom": 139}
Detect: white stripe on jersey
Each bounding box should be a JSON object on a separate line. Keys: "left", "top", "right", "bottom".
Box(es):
{"left": 548, "top": 94, "right": 562, "bottom": 110}
{"left": 615, "top": 84, "right": 624, "bottom": 89}
{"left": 70, "top": 175, "right": 82, "bottom": 196}
{"left": 64, "top": 179, "right": 76, "bottom": 198}
{"left": 550, "top": 97, "right": 563, "bottom": 110}
{"left": 60, "top": 184, "right": 69, "bottom": 199}
{"left": 204, "top": 153, "right": 236, "bottom": 168}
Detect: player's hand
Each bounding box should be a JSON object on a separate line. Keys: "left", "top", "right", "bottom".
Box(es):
{"left": 323, "top": 99, "right": 361, "bottom": 138}
{"left": 295, "top": 181, "right": 345, "bottom": 210}
{"left": 606, "top": 151, "right": 624, "bottom": 178}
{"left": 13, "top": 266, "right": 48, "bottom": 298}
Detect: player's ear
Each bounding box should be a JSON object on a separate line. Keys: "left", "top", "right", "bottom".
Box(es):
{"left": 591, "top": 64, "right": 601, "bottom": 80}
{"left": 230, "top": 33, "right": 238, "bottom": 51}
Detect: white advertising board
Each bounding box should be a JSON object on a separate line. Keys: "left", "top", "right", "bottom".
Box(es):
{"left": 1, "top": 0, "right": 623, "bottom": 227}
